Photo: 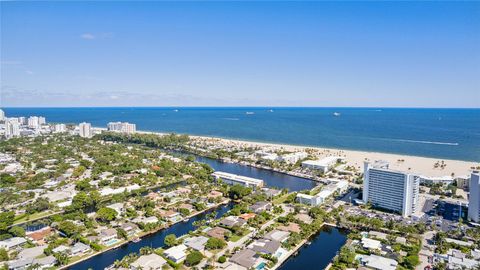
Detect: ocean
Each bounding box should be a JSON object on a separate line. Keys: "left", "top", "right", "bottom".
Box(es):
{"left": 3, "top": 107, "right": 479, "bottom": 161}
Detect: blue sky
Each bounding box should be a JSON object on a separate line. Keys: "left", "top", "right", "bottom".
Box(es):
{"left": 1, "top": 1, "right": 479, "bottom": 107}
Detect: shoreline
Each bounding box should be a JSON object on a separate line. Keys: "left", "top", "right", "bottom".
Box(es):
{"left": 123, "top": 129, "right": 478, "bottom": 177}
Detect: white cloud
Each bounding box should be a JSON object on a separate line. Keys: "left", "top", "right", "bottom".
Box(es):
{"left": 80, "top": 33, "right": 95, "bottom": 40}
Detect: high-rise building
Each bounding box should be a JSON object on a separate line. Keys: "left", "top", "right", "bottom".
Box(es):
{"left": 79, "top": 122, "right": 93, "bottom": 138}
{"left": 468, "top": 171, "right": 480, "bottom": 223}
{"left": 107, "top": 122, "right": 136, "bottom": 133}
{"left": 38, "top": 117, "right": 46, "bottom": 125}
{"left": 54, "top": 124, "right": 67, "bottom": 133}
{"left": 363, "top": 161, "right": 419, "bottom": 217}
{"left": 18, "top": 117, "right": 26, "bottom": 125}
{"left": 5, "top": 118, "right": 20, "bottom": 138}
{"left": 28, "top": 116, "right": 39, "bottom": 129}
{"left": 0, "top": 109, "right": 5, "bottom": 122}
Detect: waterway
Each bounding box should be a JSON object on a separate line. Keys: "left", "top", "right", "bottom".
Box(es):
{"left": 194, "top": 155, "right": 317, "bottom": 192}
{"left": 278, "top": 226, "right": 348, "bottom": 270}
{"left": 68, "top": 203, "right": 234, "bottom": 270}
{"left": 69, "top": 155, "right": 318, "bottom": 269}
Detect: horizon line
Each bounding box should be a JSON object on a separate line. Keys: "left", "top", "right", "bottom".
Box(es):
{"left": 1, "top": 106, "right": 479, "bottom": 110}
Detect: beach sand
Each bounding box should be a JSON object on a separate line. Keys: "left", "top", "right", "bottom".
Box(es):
{"left": 189, "top": 135, "right": 479, "bottom": 178}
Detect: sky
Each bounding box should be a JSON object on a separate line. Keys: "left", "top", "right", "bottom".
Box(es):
{"left": 1, "top": 1, "right": 479, "bottom": 108}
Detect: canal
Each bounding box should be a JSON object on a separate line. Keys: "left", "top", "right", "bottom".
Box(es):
{"left": 69, "top": 203, "right": 234, "bottom": 270}
{"left": 278, "top": 226, "right": 348, "bottom": 270}
{"left": 195, "top": 155, "right": 317, "bottom": 192}
{"left": 69, "top": 155, "right": 318, "bottom": 269}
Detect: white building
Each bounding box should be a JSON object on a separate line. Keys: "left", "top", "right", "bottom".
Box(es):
{"left": 54, "top": 124, "right": 67, "bottom": 133}
{"left": 363, "top": 161, "right": 419, "bottom": 217}
{"left": 163, "top": 244, "right": 187, "bottom": 263}
{"left": 0, "top": 109, "right": 5, "bottom": 121}
{"left": 468, "top": 171, "right": 480, "bottom": 222}
{"left": 296, "top": 193, "right": 322, "bottom": 206}
{"left": 38, "top": 117, "right": 46, "bottom": 125}
{"left": 212, "top": 171, "right": 264, "bottom": 188}
{"left": 277, "top": 152, "right": 308, "bottom": 164}
{"left": 419, "top": 175, "right": 454, "bottom": 186}
{"left": 5, "top": 118, "right": 20, "bottom": 138}
{"left": 28, "top": 116, "right": 39, "bottom": 129}
{"left": 107, "top": 121, "right": 136, "bottom": 133}
{"left": 79, "top": 122, "right": 93, "bottom": 138}
{"left": 301, "top": 156, "right": 342, "bottom": 173}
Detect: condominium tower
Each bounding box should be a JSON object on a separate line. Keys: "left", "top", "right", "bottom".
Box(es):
{"left": 79, "top": 122, "right": 93, "bottom": 138}
{"left": 468, "top": 171, "right": 480, "bottom": 223}
{"left": 363, "top": 161, "right": 419, "bottom": 217}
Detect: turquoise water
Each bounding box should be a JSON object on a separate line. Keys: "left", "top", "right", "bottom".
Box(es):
{"left": 3, "top": 107, "right": 479, "bottom": 161}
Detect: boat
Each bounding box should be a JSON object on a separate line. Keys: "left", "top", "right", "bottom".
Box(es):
{"left": 333, "top": 112, "right": 341, "bottom": 116}
{"left": 104, "top": 264, "right": 115, "bottom": 270}
{"left": 173, "top": 109, "right": 179, "bottom": 112}
{"left": 183, "top": 218, "right": 189, "bottom": 223}
{"left": 132, "top": 237, "right": 141, "bottom": 243}
{"left": 268, "top": 109, "right": 274, "bottom": 112}
{"left": 246, "top": 112, "right": 255, "bottom": 115}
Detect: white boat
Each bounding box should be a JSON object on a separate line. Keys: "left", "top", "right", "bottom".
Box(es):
{"left": 173, "top": 109, "right": 179, "bottom": 112}
{"left": 268, "top": 109, "right": 274, "bottom": 112}
{"left": 246, "top": 112, "right": 255, "bottom": 115}
{"left": 333, "top": 112, "right": 341, "bottom": 116}
{"left": 132, "top": 237, "right": 141, "bottom": 243}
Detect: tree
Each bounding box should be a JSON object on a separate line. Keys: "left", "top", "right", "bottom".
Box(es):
{"left": 53, "top": 251, "right": 69, "bottom": 265}
{"left": 57, "top": 221, "right": 80, "bottom": 237}
{"left": 205, "top": 237, "right": 226, "bottom": 250}
{"left": 164, "top": 234, "right": 177, "bottom": 247}
{"left": 8, "top": 226, "right": 25, "bottom": 237}
{"left": 228, "top": 185, "right": 252, "bottom": 199}
{"left": 96, "top": 207, "right": 118, "bottom": 222}
{"left": 403, "top": 255, "right": 420, "bottom": 269}
{"left": 218, "top": 255, "right": 226, "bottom": 263}
{"left": 116, "top": 228, "right": 128, "bottom": 240}
{"left": 0, "top": 211, "right": 14, "bottom": 231}
{"left": 0, "top": 248, "right": 8, "bottom": 262}
{"left": 185, "top": 251, "right": 203, "bottom": 266}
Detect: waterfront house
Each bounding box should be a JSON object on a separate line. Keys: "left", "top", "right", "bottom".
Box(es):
{"left": 159, "top": 209, "right": 181, "bottom": 222}
{"left": 70, "top": 242, "right": 91, "bottom": 257}
{"left": 120, "top": 222, "right": 140, "bottom": 236}
{"left": 219, "top": 216, "right": 247, "bottom": 228}
{"left": 211, "top": 171, "right": 264, "bottom": 189}
{"left": 249, "top": 201, "right": 272, "bottom": 213}
{"left": 8, "top": 255, "right": 57, "bottom": 270}
{"left": 132, "top": 216, "right": 159, "bottom": 225}
{"left": 163, "top": 244, "right": 187, "bottom": 263}
{"left": 107, "top": 203, "right": 125, "bottom": 217}
{"left": 52, "top": 245, "right": 70, "bottom": 254}
{"left": 99, "top": 228, "right": 118, "bottom": 245}
{"left": 130, "top": 253, "right": 167, "bottom": 270}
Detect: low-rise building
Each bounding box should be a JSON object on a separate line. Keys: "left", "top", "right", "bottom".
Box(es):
{"left": 249, "top": 201, "right": 272, "bottom": 213}
{"left": 301, "top": 156, "right": 342, "bottom": 173}
{"left": 356, "top": 254, "right": 398, "bottom": 270}
{"left": 130, "top": 253, "right": 167, "bottom": 270}
{"left": 212, "top": 171, "right": 264, "bottom": 188}
{"left": 163, "top": 244, "right": 187, "bottom": 263}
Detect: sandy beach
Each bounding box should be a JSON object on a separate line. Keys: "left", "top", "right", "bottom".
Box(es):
{"left": 188, "top": 135, "right": 479, "bottom": 178}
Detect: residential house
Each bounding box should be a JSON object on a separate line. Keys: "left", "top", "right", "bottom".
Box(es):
{"left": 184, "top": 236, "right": 209, "bottom": 251}
{"left": 0, "top": 237, "right": 27, "bottom": 250}
{"left": 163, "top": 244, "right": 187, "bottom": 263}
{"left": 249, "top": 201, "right": 272, "bottom": 213}
{"left": 130, "top": 253, "right": 167, "bottom": 270}
{"left": 248, "top": 239, "right": 282, "bottom": 255}
{"left": 230, "top": 249, "right": 261, "bottom": 269}
{"left": 219, "top": 216, "right": 247, "bottom": 228}
{"left": 263, "top": 230, "right": 290, "bottom": 243}
{"left": 207, "top": 227, "right": 230, "bottom": 240}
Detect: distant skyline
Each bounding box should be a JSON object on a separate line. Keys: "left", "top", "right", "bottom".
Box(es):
{"left": 1, "top": 1, "right": 479, "bottom": 108}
